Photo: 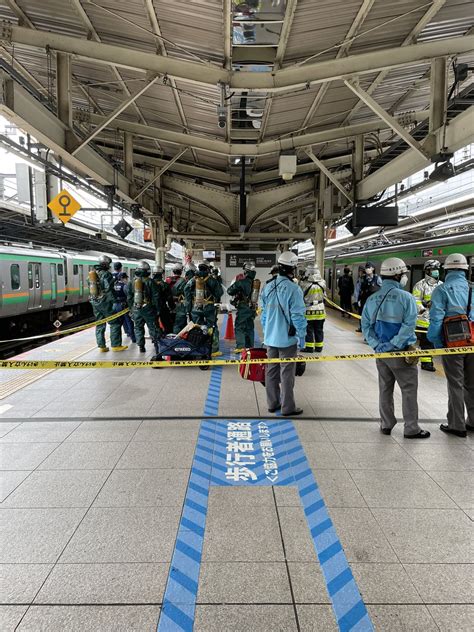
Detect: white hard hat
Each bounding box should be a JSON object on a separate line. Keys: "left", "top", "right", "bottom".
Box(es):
{"left": 278, "top": 251, "right": 298, "bottom": 268}
{"left": 380, "top": 257, "right": 408, "bottom": 276}
{"left": 444, "top": 253, "right": 468, "bottom": 270}
{"left": 243, "top": 261, "right": 256, "bottom": 272}
{"left": 424, "top": 259, "right": 440, "bottom": 271}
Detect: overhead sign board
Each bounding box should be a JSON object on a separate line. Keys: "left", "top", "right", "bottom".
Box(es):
{"left": 48, "top": 189, "right": 81, "bottom": 224}
{"left": 226, "top": 253, "right": 276, "bottom": 268}
{"left": 114, "top": 218, "right": 133, "bottom": 239}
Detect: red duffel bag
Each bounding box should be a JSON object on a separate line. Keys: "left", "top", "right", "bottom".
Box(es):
{"left": 239, "top": 348, "right": 267, "bottom": 384}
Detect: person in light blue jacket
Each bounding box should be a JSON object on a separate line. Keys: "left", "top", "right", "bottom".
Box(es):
{"left": 260, "top": 251, "right": 307, "bottom": 416}
{"left": 362, "top": 257, "right": 430, "bottom": 439}
{"left": 428, "top": 253, "right": 474, "bottom": 437}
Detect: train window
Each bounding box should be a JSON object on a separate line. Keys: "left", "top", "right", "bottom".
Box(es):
{"left": 50, "top": 264, "right": 57, "bottom": 301}
{"left": 10, "top": 264, "right": 20, "bottom": 290}
{"left": 35, "top": 265, "right": 41, "bottom": 289}
{"left": 73, "top": 264, "right": 79, "bottom": 275}
{"left": 58, "top": 263, "right": 64, "bottom": 275}
{"left": 28, "top": 263, "right": 33, "bottom": 289}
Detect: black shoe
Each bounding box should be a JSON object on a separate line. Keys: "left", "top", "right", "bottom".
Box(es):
{"left": 139, "top": 346, "right": 146, "bottom": 353}
{"left": 421, "top": 364, "right": 436, "bottom": 372}
{"left": 355, "top": 327, "right": 362, "bottom": 332}
{"left": 282, "top": 408, "right": 303, "bottom": 416}
{"left": 380, "top": 428, "right": 392, "bottom": 435}
{"left": 466, "top": 424, "right": 474, "bottom": 432}
{"left": 268, "top": 405, "right": 281, "bottom": 413}
{"left": 404, "top": 430, "right": 431, "bottom": 439}
{"left": 440, "top": 424, "right": 467, "bottom": 438}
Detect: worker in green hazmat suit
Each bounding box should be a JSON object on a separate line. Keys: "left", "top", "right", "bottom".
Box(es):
{"left": 184, "top": 261, "right": 223, "bottom": 354}
{"left": 88, "top": 254, "right": 127, "bottom": 352}
{"left": 127, "top": 260, "right": 161, "bottom": 354}
{"left": 227, "top": 261, "right": 258, "bottom": 352}
{"left": 173, "top": 268, "right": 195, "bottom": 334}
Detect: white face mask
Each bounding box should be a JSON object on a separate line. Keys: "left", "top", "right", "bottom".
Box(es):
{"left": 400, "top": 274, "right": 408, "bottom": 288}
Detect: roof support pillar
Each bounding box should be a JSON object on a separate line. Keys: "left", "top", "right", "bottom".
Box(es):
{"left": 71, "top": 76, "right": 159, "bottom": 156}
{"left": 56, "top": 52, "right": 75, "bottom": 151}
{"left": 344, "top": 79, "right": 430, "bottom": 159}
{"left": 304, "top": 148, "right": 353, "bottom": 203}
{"left": 425, "top": 57, "right": 448, "bottom": 155}
{"left": 314, "top": 173, "right": 326, "bottom": 274}
{"left": 353, "top": 135, "right": 364, "bottom": 183}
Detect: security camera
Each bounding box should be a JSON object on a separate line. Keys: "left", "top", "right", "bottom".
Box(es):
{"left": 217, "top": 105, "right": 226, "bottom": 129}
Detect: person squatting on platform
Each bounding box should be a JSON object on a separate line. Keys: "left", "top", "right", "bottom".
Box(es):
{"left": 298, "top": 264, "right": 326, "bottom": 353}
{"left": 227, "top": 261, "right": 260, "bottom": 353}
{"left": 412, "top": 259, "right": 443, "bottom": 372}
{"left": 428, "top": 253, "right": 474, "bottom": 438}
{"left": 362, "top": 257, "right": 430, "bottom": 439}
{"left": 128, "top": 260, "right": 161, "bottom": 355}
{"left": 260, "top": 251, "right": 307, "bottom": 417}
{"left": 88, "top": 254, "right": 127, "bottom": 352}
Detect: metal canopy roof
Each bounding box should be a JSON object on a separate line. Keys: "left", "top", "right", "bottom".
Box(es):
{"left": 0, "top": 0, "right": 473, "bottom": 246}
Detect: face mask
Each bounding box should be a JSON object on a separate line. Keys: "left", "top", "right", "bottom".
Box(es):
{"left": 430, "top": 270, "right": 439, "bottom": 279}
{"left": 400, "top": 274, "right": 408, "bottom": 288}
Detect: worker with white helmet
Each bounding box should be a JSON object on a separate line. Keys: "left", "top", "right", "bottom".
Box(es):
{"left": 362, "top": 257, "right": 430, "bottom": 439}
{"left": 412, "top": 260, "right": 443, "bottom": 371}
{"left": 259, "top": 251, "right": 307, "bottom": 416}
{"left": 298, "top": 264, "right": 326, "bottom": 353}
{"left": 428, "top": 253, "right": 474, "bottom": 437}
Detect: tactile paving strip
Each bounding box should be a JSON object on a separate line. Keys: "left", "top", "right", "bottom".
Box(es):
{"left": 0, "top": 343, "right": 95, "bottom": 400}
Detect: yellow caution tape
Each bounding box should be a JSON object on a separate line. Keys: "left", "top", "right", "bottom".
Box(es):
{"left": 0, "top": 346, "right": 473, "bottom": 370}
{"left": 0, "top": 308, "right": 130, "bottom": 344}
{"left": 325, "top": 296, "right": 428, "bottom": 334}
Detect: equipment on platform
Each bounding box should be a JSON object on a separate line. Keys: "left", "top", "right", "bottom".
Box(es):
{"left": 88, "top": 269, "right": 100, "bottom": 299}
{"left": 239, "top": 348, "right": 306, "bottom": 384}
{"left": 194, "top": 275, "right": 205, "bottom": 307}
{"left": 133, "top": 276, "right": 144, "bottom": 308}
{"left": 250, "top": 278, "right": 261, "bottom": 307}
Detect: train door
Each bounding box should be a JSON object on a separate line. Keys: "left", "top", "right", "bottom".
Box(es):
{"left": 50, "top": 263, "right": 57, "bottom": 304}
{"left": 63, "top": 258, "right": 69, "bottom": 303}
{"left": 27, "top": 262, "right": 42, "bottom": 309}
{"left": 410, "top": 264, "right": 424, "bottom": 292}
{"left": 78, "top": 265, "right": 84, "bottom": 298}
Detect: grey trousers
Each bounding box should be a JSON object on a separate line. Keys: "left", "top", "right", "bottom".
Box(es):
{"left": 266, "top": 344, "right": 297, "bottom": 415}
{"left": 441, "top": 354, "right": 474, "bottom": 431}
{"left": 376, "top": 358, "right": 421, "bottom": 436}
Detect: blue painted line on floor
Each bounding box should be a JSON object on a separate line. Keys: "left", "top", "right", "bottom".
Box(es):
{"left": 158, "top": 315, "right": 372, "bottom": 631}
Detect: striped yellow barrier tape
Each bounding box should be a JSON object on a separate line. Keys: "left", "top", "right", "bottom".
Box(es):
{"left": 0, "top": 308, "right": 130, "bottom": 344}
{"left": 0, "top": 346, "right": 472, "bottom": 370}
{"left": 325, "top": 296, "right": 428, "bottom": 334}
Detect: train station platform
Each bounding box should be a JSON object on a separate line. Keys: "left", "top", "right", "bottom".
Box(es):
{"left": 0, "top": 313, "right": 472, "bottom": 632}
